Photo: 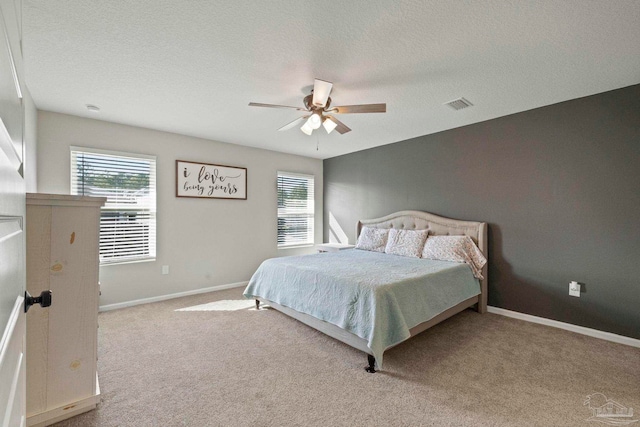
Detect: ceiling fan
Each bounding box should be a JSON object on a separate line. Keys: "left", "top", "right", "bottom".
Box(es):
{"left": 248, "top": 78, "right": 386, "bottom": 135}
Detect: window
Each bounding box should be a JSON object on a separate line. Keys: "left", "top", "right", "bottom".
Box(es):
{"left": 71, "top": 147, "right": 156, "bottom": 264}
{"left": 277, "top": 171, "right": 314, "bottom": 248}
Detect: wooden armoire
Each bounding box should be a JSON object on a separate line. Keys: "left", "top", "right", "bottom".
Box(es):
{"left": 25, "top": 193, "right": 106, "bottom": 427}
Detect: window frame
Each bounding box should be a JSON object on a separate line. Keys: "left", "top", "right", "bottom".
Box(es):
{"left": 70, "top": 146, "right": 157, "bottom": 265}
{"left": 277, "top": 171, "right": 315, "bottom": 249}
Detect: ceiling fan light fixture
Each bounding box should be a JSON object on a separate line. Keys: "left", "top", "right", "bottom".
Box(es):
{"left": 249, "top": 78, "right": 386, "bottom": 138}
{"left": 312, "top": 78, "right": 333, "bottom": 107}
{"left": 306, "top": 112, "right": 322, "bottom": 130}
{"left": 300, "top": 122, "right": 313, "bottom": 135}
{"left": 323, "top": 117, "right": 338, "bottom": 134}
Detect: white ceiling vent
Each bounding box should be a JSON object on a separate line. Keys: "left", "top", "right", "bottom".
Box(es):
{"left": 444, "top": 97, "right": 473, "bottom": 111}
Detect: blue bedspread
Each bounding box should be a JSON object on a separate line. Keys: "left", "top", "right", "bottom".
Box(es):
{"left": 243, "top": 249, "right": 480, "bottom": 368}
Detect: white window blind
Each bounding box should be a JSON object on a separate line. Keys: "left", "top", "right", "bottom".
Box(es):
{"left": 277, "top": 172, "right": 314, "bottom": 248}
{"left": 71, "top": 147, "right": 156, "bottom": 264}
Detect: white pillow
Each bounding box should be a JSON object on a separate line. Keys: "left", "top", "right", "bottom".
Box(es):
{"left": 384, "top": 228, "right": 429, "bottom": 258}
{"left": 422, "top": 235, "right": 487, "bottom": 279}
{"left": 355, "top": 227, "right": 389, "bottom": 252}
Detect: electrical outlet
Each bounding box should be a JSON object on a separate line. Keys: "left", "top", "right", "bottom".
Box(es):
{"left": 569, "top": 281, "right": 580, "bottom": 297}
{"left": 162, "top": 265, "right": 169, "bottom": 275}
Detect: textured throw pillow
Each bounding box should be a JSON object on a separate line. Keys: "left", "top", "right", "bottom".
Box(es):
{"left": 384, "top": 228, "right": 429, "bottom": 258}
{"left": 422, "top": 235, "right": 487, "bottom": 279}
{"left": 355, "top": 227, "right": 389, "bottom": 252}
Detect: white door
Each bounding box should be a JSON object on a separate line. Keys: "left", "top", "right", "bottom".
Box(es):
{"left": 0, "top": 124, "right": 27, "bottom": 426}
{"left": 0, "top": 0, "right": 28, "bottom": 425}
{"left": 0, "top": 208, "right": 26, "bottom": 427}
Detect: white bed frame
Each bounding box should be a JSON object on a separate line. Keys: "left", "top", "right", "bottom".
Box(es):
{"left": 257, "top": 210, "right": 488, "bottom": 371}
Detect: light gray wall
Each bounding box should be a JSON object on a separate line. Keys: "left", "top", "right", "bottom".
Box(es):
{"left": 37, "top": 111, "right": 323, "bottom": 306}
{"left": 324, "top": 84, "right": 640, "bottom": 340}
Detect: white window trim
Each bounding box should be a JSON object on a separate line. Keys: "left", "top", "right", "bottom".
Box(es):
{"left": 277, "top": 171, "right": 315, "bottom": 249}
{"left": 70, "top": 146, "right": 157, "bottom": 265}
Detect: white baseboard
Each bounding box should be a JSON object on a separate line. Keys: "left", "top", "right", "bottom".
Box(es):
{"left": 99, "top": 281, "right": 249, "bottom": 312}
{"left": 487, "top": 306, "right": 640, "bottom": 348}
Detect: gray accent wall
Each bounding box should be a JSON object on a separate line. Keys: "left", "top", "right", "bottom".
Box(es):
{"left": 323, "top": 84, "right": 640, "bottom": 339}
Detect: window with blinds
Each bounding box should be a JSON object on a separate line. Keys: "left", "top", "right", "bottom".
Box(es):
{"left": 277, "top": 172, "right": 314, "bottom": 248}
{"left": 71, "top": 147, "right": 156, "bottom": 264}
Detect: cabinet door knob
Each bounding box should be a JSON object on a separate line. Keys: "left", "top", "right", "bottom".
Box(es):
{"left": 24, "top": 290, "right": 52, "bottom": 313}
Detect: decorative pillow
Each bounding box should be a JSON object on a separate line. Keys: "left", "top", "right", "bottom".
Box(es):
{"left": 384, "top": 228, "right": 429, "bottom": 258}
{"left": 355, "top": 227, "right": 389, "bottom": 252}
{"left": 422, "top": 235, "right": 487, "bottom": 279}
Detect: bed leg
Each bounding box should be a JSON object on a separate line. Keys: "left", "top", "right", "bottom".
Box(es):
{"left": 255, "top": 299, "right": 260, "bottom": 310}
{"left": 365, "top": 355, "right": 376, "bottom": 373}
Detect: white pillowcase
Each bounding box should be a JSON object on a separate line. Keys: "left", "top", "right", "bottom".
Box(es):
{"left": 355, "top": 227, "right": 389, "bottom": 252}
{"left": 422, "top": 235, "right": 487, "bottom": 279}
{"left": 384, "top": 228, "right": 429, "bottom": 258}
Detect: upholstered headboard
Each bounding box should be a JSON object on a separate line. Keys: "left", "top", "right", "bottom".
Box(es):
{"left": 356, "top": 210, "right": 488, "bottom": 313}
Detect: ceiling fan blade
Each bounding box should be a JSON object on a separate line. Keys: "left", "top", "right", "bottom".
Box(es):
{"left": 249, "top": 102, "right": 307, "bottom": 111}
{"left": 277, "top": 116, "right": 308, "bottom": 131}
{"left": 326, "top": 115, "right": 351, "bottom": 134}
{"left": 331, "top": 103, "right": 386, "bottom": 114}
{"left": 312, "top": 79, "right": 333, "bottom": 108}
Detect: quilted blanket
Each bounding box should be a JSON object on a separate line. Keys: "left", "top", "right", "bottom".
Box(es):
{"left": 244, "top": 249, "right": 480, "bottom": 368}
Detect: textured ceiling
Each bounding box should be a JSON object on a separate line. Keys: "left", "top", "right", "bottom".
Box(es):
{"left": 22, "top": 0, "right": 640, "bottom": 159}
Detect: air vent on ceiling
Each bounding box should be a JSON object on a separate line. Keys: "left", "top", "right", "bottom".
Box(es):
{"left": 444, "top": 97, "right": 473, "bottom": 111}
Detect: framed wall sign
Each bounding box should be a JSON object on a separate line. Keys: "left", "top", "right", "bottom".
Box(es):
{"left": 176, "top": 160, "right": 247, "bottom": 200}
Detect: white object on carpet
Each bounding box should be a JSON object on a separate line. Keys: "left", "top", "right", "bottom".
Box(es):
{"left": 176, "top": 299, "right": 255, "bottom": 312}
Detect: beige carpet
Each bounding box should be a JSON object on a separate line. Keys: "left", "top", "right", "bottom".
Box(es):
{"left": 52, "top": 287, "right": 639, "bottom": 427}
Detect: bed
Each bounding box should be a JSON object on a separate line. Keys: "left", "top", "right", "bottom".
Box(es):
{"left": 243, "top": 210, "right": 488, "bottom": 372}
